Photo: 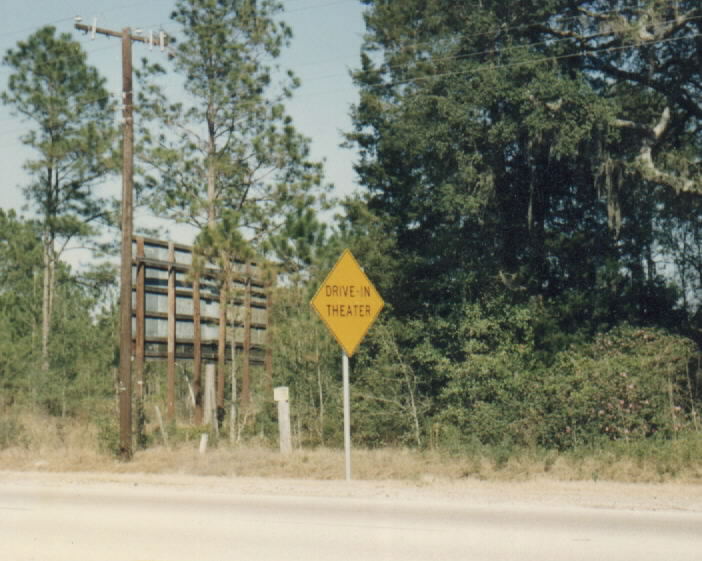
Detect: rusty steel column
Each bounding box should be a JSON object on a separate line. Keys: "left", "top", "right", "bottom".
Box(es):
{"left": 135, "top": 237, "right": 145, "bottom": 400}
{"left": 193, "top": 276, "right": 203, "bottom": 425}
{"left": 135, "top": 236, "right": 146, "bottom": 445}
{"left": 217, "top": 284, "right": 226, "bottom": 420}
{"left": 264, "top": 278, "right": 273, "bottom": 395}
{"left": 241, "top": 263, "right": 252, "bottom": 405}
{"left": 166, "top": 242, "right": 176, "bottom": 421}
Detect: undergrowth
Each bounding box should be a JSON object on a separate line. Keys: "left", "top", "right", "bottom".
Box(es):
{"left": 0, "top": 411, "right": 700, "bottom": 483}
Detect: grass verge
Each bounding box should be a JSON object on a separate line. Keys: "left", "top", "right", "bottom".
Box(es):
{"left": 1, "top": 412, "right": 701, "bottom": 483}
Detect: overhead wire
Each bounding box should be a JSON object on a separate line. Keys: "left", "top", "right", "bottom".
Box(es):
{"left": 0, "top": 0, "right": 573, "bottom": 75}
{"left": 0, "top": 16, "right": 179, "bottom": 130}
{"left": 3, "top": 29, "right": 700, "bottom": 150}
{"left": 0, "top": 0, "right": 173, "bottom": 41}
{"left": 2, "top": 25, "right": 701, "bottom": 143}
{"left": 3, "top": 8, "right": 699, "bottom": 94}
{"left": 286, "top": 0, "right": 359, "bottom": 13}
{"left": 354, "top": 13, "right": 702, "bottom": 85}
{"left": 356, "top": 5, "right": 696, "bottom": 58}
{"left": 385, "top": 30, "right": 702, "bottom": 90}
{"left": 0, "top": 16, "right": 76, "bottom": 41}
{"left": 0, "top": 1, "right": 630, "bottom": 86}
{"left": 1, "top": 6, "right": 701, "bottom": 143}
{"left": 0, "top": 21, "right": 177, "bottom": 82}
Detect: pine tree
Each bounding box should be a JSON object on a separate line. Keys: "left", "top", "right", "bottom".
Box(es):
{"left": 2, "top": 26, "right": 116, "bottom": 372}
{"left": 138, "top": 0, "right": 327, "bottom": 245}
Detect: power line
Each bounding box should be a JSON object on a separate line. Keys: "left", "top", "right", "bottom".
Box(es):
{"left": 23, "top": 20, "right": 702, "bottom": 122}
{"left": 0, "top": 0, "right": 348, "bottom": 44}
{"left": 0, "top": 2, "right": 690, "bottom": 70}
{"left": 0, "top": 22, "right": 177, "bottom": 80}
{"left": 3, "top": 8, "right": 701, "bottom": 145}
{"left": 2, "top": 28, "right": 701, "bottom": 145}
{"left": 149, "top": 11, "right": 702, "bottom": 83}
{"left": 385, "top": 31, "right": 702, "bottom": 90}
{"left": 287, "top": 0, "right": 358, "bottom": 13}
{"left": 369, "top": 5, "right": 697, "bottom": 57}
{"left": 0, "top": 16, "right": 76, "bottom": 41}
{"left": 0, "top": 20, "right": 179, "bottom": 128}
{"left": 0, "top": 0, "right": 172, "bottom": 41}
{"left": 362, "top": 14, "right": 702, "bottom": 84}
{"left": 0, "top": 1, "right": 359, "bottom": 87}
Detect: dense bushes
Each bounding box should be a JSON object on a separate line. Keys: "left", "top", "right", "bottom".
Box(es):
{"left": 334, "top": 0, "right": 702, "bottom": 459}
{"left": 538, "top": 327, "right": 699, "bottom": 448}
{"left": 339, "top": 301, "right": 701, "bottom": 451}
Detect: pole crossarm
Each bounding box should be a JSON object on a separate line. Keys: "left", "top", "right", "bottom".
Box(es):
{"left": 74, "top": 22, "right": 169, "bottom": 47}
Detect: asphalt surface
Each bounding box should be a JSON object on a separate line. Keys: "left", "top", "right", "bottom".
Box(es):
{"left": 1, "top": 472, "right": 701, "bottom": 560}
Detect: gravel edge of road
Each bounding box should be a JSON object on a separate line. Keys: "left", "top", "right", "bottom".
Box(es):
{"left": 1, "top": 470, "right": 701, "bottom": 513}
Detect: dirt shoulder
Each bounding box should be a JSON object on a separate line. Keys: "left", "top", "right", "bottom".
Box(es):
{"left": 1, "top": 469, "right": 700, "bottom": 514}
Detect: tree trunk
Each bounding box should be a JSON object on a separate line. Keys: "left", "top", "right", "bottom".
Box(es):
{"left": 41, "top": 236, "right": 55, "bottom": 374}
{"left": 207, "top": 125, "right": 217, "bottom": 228}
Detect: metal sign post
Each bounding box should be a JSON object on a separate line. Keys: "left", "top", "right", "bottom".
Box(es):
{"left": 342, "top": 352, "right": 352, "bottom": 481}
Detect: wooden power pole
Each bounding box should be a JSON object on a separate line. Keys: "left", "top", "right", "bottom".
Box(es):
{"left": 75, "top": 20, "right": 168, "bottom": 461}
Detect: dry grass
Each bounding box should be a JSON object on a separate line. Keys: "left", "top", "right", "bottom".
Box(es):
{"left": 1, "top": 412, "right": 701, "bottom": 483}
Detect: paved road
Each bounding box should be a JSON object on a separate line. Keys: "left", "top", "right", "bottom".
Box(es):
{"left": 1, "top": 474, "right": 701, "bottom": 561}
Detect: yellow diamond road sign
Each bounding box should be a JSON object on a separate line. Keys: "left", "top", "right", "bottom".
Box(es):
{"left": 311, "top": 249, "right": 384, "bottom": 357}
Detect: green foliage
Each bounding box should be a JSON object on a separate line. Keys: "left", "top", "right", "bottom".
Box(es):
{"left": 2, "top": 26, "right": 117, "bottom": 237}
{"left": 0, "top": 416, "right": 29, "bottom": 450}
{"left": 95, "top": 412, "right": 120, "bottom": 456}
{"left": 3, "top": 1, "right": 702, "bottom": 469}
{"left": 436, "top": 309, "right": 700, "bottom": 451}
{"left": 325, "top": 0, "right": 702, "bottom": 458}
{"left": 41, "top": 287, "right": 117, "bottom": 417}
{"left": 137, "top": 0, "right": 328, "bottom": 251}
{"left": 0, "top": 207, "right": 117, "bottom": 417}
{"left": 267, "top": 204, "right": 329, "bottom": 276}
{"left": 436, "top": 298, "right": 544, "bottom": 447}
{"left": 0, "top": 210, "right": 42, "bottom": 403}
{"left": 271, "top": 281, "right": 342, "bottom": 446}
{"left": 350, "top": 318, "right": 441, "bottom": 447}
{"left": 2, "top": 26, "right": 117, "bottom": 374}
{"left": 538, "top": 326, "right": 699, "bottom": 448}
{"left": 349, "top": 0, "right": 702, "bottom": 337}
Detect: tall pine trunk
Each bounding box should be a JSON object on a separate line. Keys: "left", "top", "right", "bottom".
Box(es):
{"left": 40, "top": 235, "right": 55, "bottom": 374}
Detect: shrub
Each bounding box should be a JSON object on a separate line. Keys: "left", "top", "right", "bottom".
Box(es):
{"left": 537, "top": 325, "right": 699, "bottom": 448}
{"left": 95, "top": 413, "right": 120, "bottom": 456}
{"left": 0, "top": 416, "right": 29, "bottom": 449}
{"left": 436, "top": 305, "right": 700, "bottom": 451}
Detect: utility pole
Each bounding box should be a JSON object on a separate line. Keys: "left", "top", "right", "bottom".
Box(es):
{"left": 75, "top": 20, "right": 168, "bottom": 461}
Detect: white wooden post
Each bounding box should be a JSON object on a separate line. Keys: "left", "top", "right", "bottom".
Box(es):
{"left": 199, "top": 433, "right": 208, "bottom": 454}
{"left": 274, "top": 386, "right": 292, "bottom": 455}
{"left": 204, "top": 363, "right": 216, "bottom": 426}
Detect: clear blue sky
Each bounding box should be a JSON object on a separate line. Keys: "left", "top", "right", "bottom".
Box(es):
{"left": 0, "top": 0, "right": 365, "bottom": 247}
